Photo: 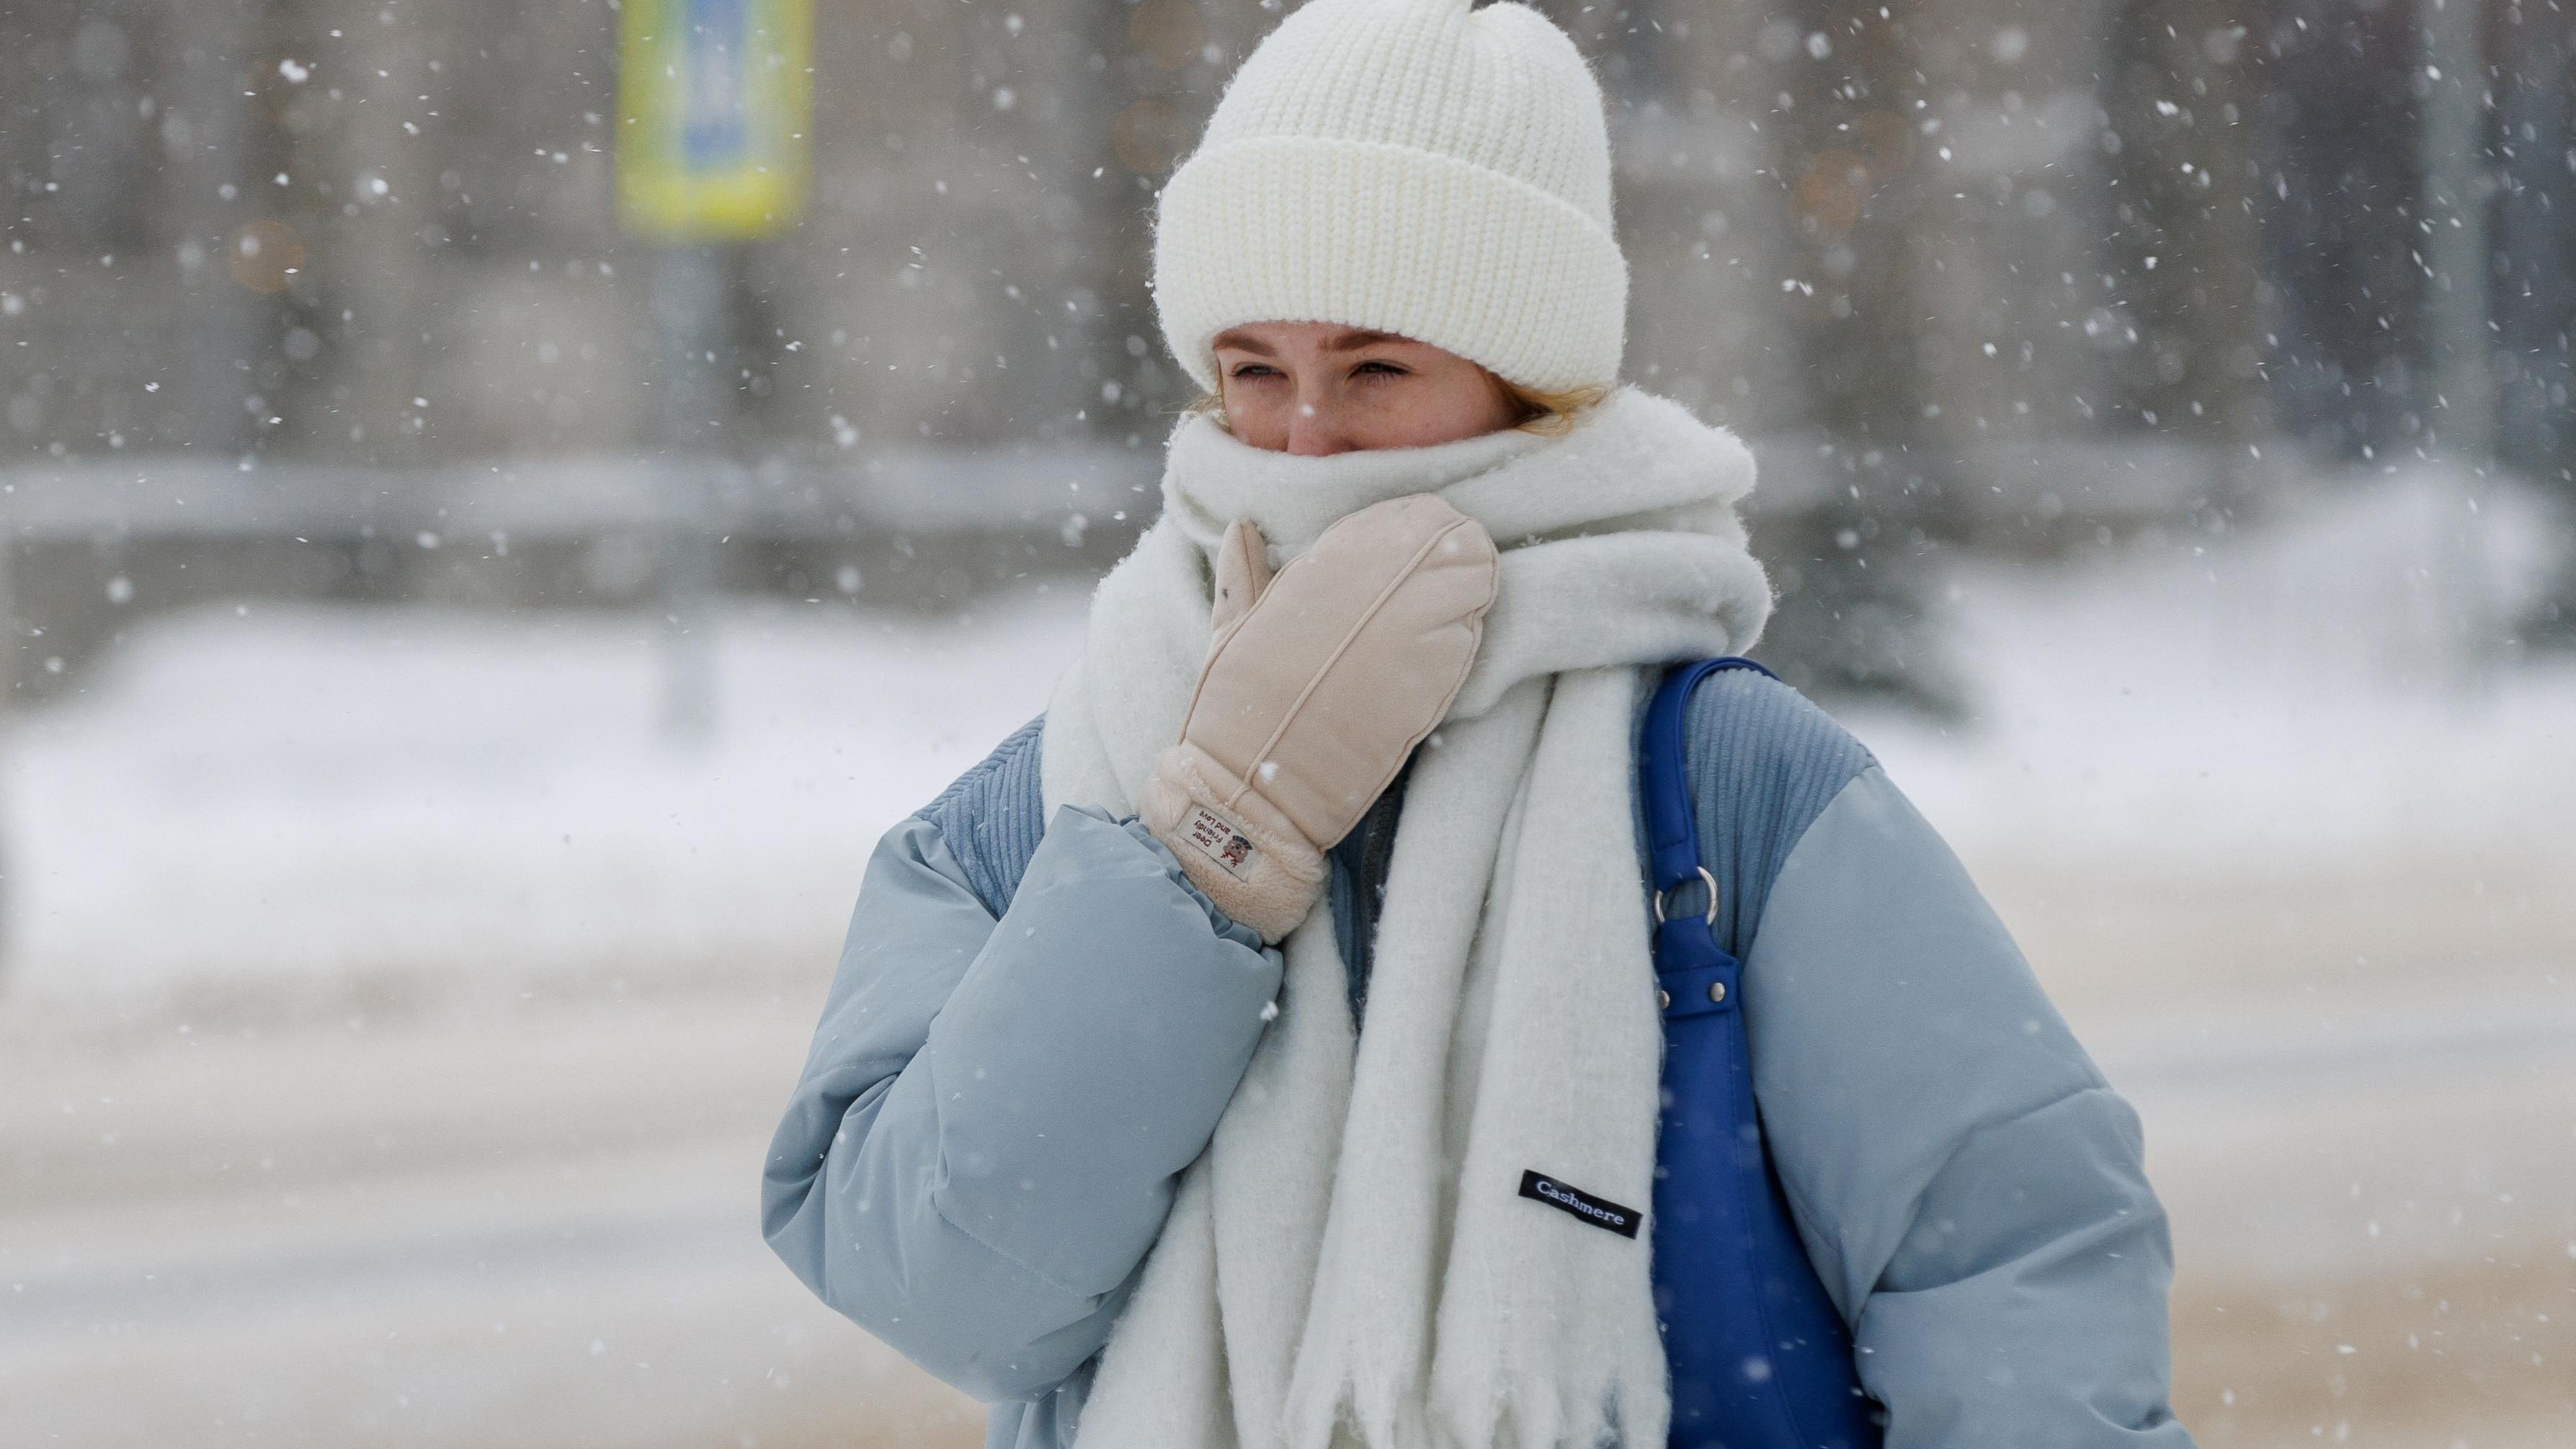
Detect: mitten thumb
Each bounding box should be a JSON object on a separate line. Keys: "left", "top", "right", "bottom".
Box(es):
{"left": 1209, "top": 518, "right": 1275, "bottom": 639}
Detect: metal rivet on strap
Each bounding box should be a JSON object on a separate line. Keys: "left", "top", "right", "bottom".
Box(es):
{"left": 1657, "top": 989, "right": 1672, "bottom": 1010}
{"left": 1708, "top": 981, "right": 1728, "bottom": 1004}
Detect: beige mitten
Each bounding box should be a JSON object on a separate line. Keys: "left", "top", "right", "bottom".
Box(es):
{"left": 1142, "top": 494, "right": 1499, "bottom": 940}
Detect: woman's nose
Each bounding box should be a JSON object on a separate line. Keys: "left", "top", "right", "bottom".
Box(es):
{"left": 1283, "top": 391, "right": 1351, "bottom": 456}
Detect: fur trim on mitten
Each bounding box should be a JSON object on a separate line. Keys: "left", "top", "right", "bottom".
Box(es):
{"left": 1140, "top": 742, "right": 1327, "bottom": 940}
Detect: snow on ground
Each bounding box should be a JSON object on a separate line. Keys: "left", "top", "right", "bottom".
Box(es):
{"left": 1863, "top": 465, "right": 2575, "bottom": 878}
{"left": 1, "top": 589, "right": 1084, "bottom": 1016}
{"left": 5, "top": 466, "right": 2565, "bottom": 1022}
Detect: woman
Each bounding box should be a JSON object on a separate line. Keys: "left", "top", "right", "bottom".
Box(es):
{"left": 764, "top": 2, "right": 2194, "bottom": 1448}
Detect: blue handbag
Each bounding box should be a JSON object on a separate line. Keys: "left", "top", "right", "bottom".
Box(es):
{"left": 1641, "top": 659, "right": 1884, "bottom": 1449}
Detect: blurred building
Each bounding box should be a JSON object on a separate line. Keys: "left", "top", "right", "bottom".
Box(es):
{"left": 2, "top": 0, "right": 2570, "bottom": 702}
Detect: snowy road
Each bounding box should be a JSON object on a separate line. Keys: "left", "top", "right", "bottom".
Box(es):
{"left": 4, "top": 953, "right": 2570, "bottom": 1448}
{"left": 0, "top": 993, "right": 981, "bottom": 1449}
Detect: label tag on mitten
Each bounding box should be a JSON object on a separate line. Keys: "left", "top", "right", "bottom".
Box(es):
{"left": 1183, "top": 806, "right": 1259, "bottom": 879}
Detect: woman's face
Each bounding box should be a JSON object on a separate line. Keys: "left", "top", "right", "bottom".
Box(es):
{"left": 1210, "top": 321, "right": 1520, "bottom": 455}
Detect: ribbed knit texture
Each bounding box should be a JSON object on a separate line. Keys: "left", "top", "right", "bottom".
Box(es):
{"left": 1154, "top": 0, "right": 1626, "bottom": 393}
{"left": 914, "top": 669, "right": 1874, "bottom": 1012}
{"left": 1670, "top": 667, "right": 1877, "bottom": 962}
{"left": 914, "top": 713, "right": 1047, "bottom": 917}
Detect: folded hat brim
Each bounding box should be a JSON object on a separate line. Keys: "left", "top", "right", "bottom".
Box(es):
{"left": 1154, "top": 135, "right": 1628, "bottom": 396}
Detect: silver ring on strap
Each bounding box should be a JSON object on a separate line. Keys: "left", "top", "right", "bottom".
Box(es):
{"left": 1652, "top": 865, "right": 1720, "bottom": 927}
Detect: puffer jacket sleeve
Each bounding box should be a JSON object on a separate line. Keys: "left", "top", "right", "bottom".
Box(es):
{"left": 1739, "top": 765, "right": 2193, "bottom": 1448}
{"left": 760, "top": 725, "right": 1282, "bottom": 1404}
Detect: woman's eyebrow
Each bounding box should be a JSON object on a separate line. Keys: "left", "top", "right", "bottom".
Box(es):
{"left": 1211, "top": 330, "right": 1280, "bottom": 356}
{"left": 1322, "top": 328, "right": 1408, "bottom": 352}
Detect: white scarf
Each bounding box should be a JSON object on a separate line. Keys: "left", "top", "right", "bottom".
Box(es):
{"left": 1043, "top": 388, "right": 1772, "bottom": 1449}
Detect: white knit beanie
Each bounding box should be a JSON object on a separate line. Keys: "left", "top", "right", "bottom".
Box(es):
{"left": 1153, "top": 0, "right": 1626, "bottom": 395}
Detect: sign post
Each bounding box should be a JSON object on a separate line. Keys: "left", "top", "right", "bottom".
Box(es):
{"left": 617, "top": 0, "right": 812, "bottom": 740}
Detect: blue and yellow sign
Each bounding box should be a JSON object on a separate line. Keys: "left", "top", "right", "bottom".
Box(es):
{"left": 618, "top": 0, "right": 812, "bottom": 239}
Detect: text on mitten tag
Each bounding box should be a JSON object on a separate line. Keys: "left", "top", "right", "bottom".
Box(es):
{"left": 1184, "top": 806, "right": 1258, "bottom": 878}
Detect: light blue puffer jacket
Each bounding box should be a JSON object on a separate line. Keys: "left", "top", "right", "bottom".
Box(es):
{"left": 762, "top": 669, "right": 2196, "bottom": 1449}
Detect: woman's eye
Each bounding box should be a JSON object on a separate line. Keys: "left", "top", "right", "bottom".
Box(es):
{"left": 1228, "top": 362, "right": 1281, "bottom": 380}
{"left": 1353, "top": 360, "right": 1408, "bottom": 378}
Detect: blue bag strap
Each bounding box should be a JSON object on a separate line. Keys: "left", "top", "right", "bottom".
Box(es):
{"left": 1642, "top": 656, "right": 1777, "bottom": 906}
{"left": 1643, "top": 656, "right": 1882, "bottom": 1449}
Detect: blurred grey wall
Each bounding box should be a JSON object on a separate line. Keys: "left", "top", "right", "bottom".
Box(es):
{"left": 0, "top": 0, "right": 2277, "bottom": 459}
{"left": 3, "top": 0, "right": 2570, "bottom": 701}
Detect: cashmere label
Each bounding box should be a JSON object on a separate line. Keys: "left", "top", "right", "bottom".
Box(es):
{"left": 1183, "top": 806, "right": 1257, "bottom": 878}
{"left": 1517, "top": 1169, "right": 1641, "bottom": 1239}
